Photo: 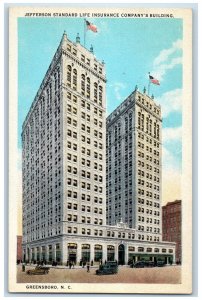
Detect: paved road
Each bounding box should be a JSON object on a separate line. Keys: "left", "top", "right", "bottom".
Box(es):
{"left": 17, "top": 264, "right": 181, "bottom": 284}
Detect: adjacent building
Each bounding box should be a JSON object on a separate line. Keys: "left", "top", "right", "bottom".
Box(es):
{"left": 22, "top": 32, "right": 176, "bottom": 266}
{"left": 162, "top": 200, "right": 182, "bottom": 263}
{"left": 17, "top": 235, "right": 22, "bottom": 263}
{"left": 106, "top": 87, "right": 162, "bottom": 244}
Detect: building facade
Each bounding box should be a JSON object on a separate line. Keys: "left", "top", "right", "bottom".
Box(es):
{"left": 162, "top": 200, "right": 182, "bottom": 263}
{"left": 22, "top": 32, "right": 176, "bottom": 266}
{"left": 17, "top": 235, "right": 22, "bottom": 263}
{"left": 106, "top": 87, "right": 162, "bottom": 244}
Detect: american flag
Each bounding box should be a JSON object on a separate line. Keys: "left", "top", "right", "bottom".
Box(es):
{"left": 86, "top": 20, "right": 98, "bottom": 33}
{"left": 149, "top": 75, "right": 160, "bottom": 85}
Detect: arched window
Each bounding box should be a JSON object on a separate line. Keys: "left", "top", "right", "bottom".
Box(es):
{"left": 54, "top": 67, "right": 60, "bottom": 91}
{"left": 81, "top": 74, "right": 85, "bottom": 96}
{"left": 99, "top": 85, "right": 103, "bottom": 106}
{"left": 67, "top": 65, "right": 72, "bottom": 87}
{"left": 157, "top": 124, "right": 160, "bottom": 140}
{"left": 94, "top": 244, "right": 103, "bottom": 262}
{"left": 54, "top": 73, "right": 57, "bottom": 91}
{"left": 81, "top": 244, "right": 90, "bottom": 262}
{"left": 107, "top": 245, "right": 115, "bottom": 261}
{"left": 73, "top": 69, "right": 77, "bottom": 90}
{"left": 94, "top": 82, "right": 98, "bottom": 103}
{"left": 86, "top": 77, "right": 90, "bottom": 98}
{"left": 125, "top": 117, "right": 128, "bottom": 129}
{"left": 57, "top": 67, "right": 60, "bottom": 89}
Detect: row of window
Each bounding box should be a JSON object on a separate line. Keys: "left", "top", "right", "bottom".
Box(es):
{"left": 66, "top": 46, "right": 103, "bottom": 74}
{"left": 67, "top": 214, "right": 103, "bottom": 223}
{"left": 67, "top": 190, "right": 103, "bottom": 203}
{"left": 138, "top": 225, "right": 160, "bottom": 232}
{"left": 137, "top": 165, "right": 160, "bottom": 174}
{"left": 138, "top": 198, "right": 160, "bottom": 208}
{"left": 137, "top": 96, "right": 160, "bottom": 115}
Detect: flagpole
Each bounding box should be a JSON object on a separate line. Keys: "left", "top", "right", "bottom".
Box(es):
{"left": 148, "top": 72, "right": 151, "bottom": 96}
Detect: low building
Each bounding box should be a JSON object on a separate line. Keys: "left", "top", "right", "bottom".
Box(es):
{"left": 17, "top": 235, "right": 22, "bottom": 263}
{"left": 162, "top": 200, "right": 181, "bottom": 263}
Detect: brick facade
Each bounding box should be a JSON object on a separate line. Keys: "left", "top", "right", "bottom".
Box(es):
{"left": 162, "top": 200, "right": 181, "bottom": 263}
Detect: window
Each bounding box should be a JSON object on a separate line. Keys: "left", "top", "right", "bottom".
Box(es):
{"left": 73, "top": 95, "right": 77, "bottom": 103}
{"left": 73, "top": 69, "right": 77, "bottom": 90}
{"left": 67, "top": 65, "right": 71, "bottom": 87}
{"left": 86, "top": 78, "right": 90, "bottom": 99}
{"left": 73, "top": 107, "right": 77, "bottom": 115}
{"left": 86, "top": 114, "right": 90, "bottom": 122}
{"left": 81, "top": 74, "right": 85, "bottom": 95}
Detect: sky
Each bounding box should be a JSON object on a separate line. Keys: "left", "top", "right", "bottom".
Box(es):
{"left": 17, "top": 17, "right": 183, "bottom": 233}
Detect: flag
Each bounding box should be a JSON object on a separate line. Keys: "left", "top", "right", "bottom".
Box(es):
{"left": 149, "top": 75, "right": 160, "bottom": 85}
{"left": 86, "top": 20, "right": 98, "bottom": 33}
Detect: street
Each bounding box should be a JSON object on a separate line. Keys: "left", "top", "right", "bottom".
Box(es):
{"left": 17, "top": 264, "right": 181, "bottom": 284}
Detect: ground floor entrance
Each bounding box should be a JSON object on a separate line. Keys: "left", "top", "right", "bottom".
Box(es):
{"left": 23, "top": 239, "right": 176, "bottom": 266}
{"left": 118, "top": 244, "right": 125, "bottom": 265}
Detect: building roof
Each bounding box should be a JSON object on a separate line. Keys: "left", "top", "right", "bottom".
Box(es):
{"left": 162, "top": 200, "right": 182, "bottom": 208}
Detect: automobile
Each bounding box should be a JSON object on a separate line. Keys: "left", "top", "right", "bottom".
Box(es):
{"left": 26, "top": 266, "right": 50, "bottom": 275}
{"left": 96, "top": 261, "right": 118, "bottom": 275}
{"left": 130, "top": 261, "right": 145, "bottom": 268}
{"left": 156, "top": 260, "right": 165, "bottom": 267}
{"left": 144, "top": 261, "right": 155, "bottom": 268}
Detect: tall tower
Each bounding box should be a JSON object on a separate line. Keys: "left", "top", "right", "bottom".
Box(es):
{"left": 22, "top": 32, "right": 106, "bottom": 263}
{"left": 22, "top": 33, "right": 176, "bottom": 266}
{"left": 106, "top": 88, "right": 162, "bottom": 243}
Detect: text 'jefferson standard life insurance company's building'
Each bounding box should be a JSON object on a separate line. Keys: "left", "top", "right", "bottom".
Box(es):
{"left": 22, "top": 32, "right": 176, "bottom": 265}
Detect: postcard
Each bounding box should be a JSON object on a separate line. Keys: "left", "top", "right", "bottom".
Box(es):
{"left": 9, "top": 6, "right": 192, "bottom": 294}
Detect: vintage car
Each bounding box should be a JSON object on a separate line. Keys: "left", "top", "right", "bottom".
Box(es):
{"left": 26, "top": 266, "right": 50, "bottom": 275}
{"left": 144, "top": 261, "right": 155, "bottom": 268}
{"left": 156, "top": 260, "right": 165, "bottom": 267}
{"left": 130, "top": 261, "right": 145, "bottom": 268}
{"left": 96, "top": 261, "right": 118, "bottom": 275}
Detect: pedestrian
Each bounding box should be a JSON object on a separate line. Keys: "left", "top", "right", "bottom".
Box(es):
{"left": 22, "top": 263, "right": 25, "bottom": 272}
{"left": 87, "top": 262, "right": 90, "bottom": 272}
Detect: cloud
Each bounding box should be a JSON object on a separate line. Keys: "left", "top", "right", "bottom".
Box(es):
{"left": 110, "top": 82, "right": 126, "bottom": 102}
{"left": 162, "top": 146, "right": 180, "bottom": 172}
{"left": 97, "top": 20, "right": 110, "bottom": 34}
{"left": 153, "top": 39, "right": 182, "bottom": 66}
{"left": 162, "top": 126, "right": 182, "bottom": 171}
{"left": 151, "top": 39, "right": 182, "bottom": 81}
{"left": 153, "top": 57, "right": 182, "bottom": 82}
{"left": 162, "top": 126, "right": 182, "bottom": 143}
{"left": 156, "top": 88, "right": 182, "bottom": 118}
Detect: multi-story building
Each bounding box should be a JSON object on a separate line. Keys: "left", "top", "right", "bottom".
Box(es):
{"left": 22, "top": 32, "right": 176, "bottom": 266}
{"left": 106, "top": 87, "right": 162, "bottom": 244}
{"left": 162, "top": 200, "right": 182, "bottom": 263}
{"left": 17, "top": 235, "right": 22, "bottom": 263}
